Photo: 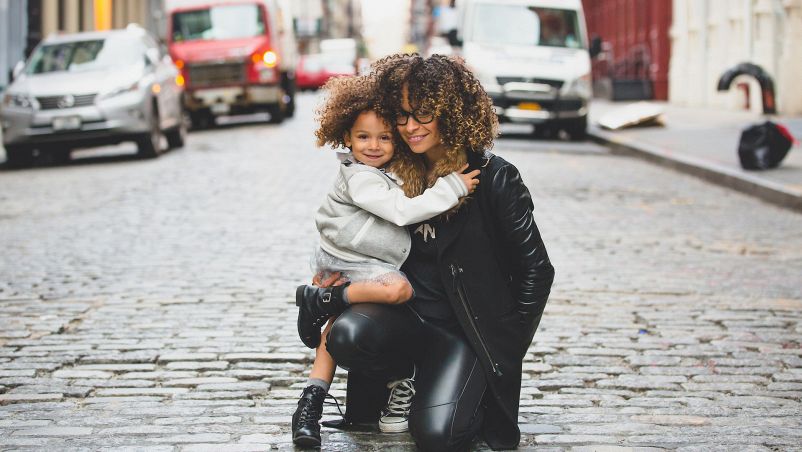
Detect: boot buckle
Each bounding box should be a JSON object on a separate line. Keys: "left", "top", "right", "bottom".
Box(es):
{"left": 322, "top": 292, "right": 331, "bottom": 303}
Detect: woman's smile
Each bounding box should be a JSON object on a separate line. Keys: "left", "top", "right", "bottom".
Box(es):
{"left": 406, "top": 133, "right": 427, "bottom": 144}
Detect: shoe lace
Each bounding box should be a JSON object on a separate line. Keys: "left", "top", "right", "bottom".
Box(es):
{"left": 299, "top": 387, "right": 345, "bottom": 424}
{"left": 384, "top": 378, "right": 415, "bottom": 415}
{"left": 297, "top": 386, "right": 326, "bottom": 424}
{"left": 324, "top": 392, "right": 345, "bottom": 419}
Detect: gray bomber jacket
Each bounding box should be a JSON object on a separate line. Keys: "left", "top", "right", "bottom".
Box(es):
{"left": 315, "top": 154, "right": 468, "bottom": 267}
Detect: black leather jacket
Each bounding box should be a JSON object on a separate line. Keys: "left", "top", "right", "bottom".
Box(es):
{"left": 436, "top": 150, "right": 555, "bottom": 449}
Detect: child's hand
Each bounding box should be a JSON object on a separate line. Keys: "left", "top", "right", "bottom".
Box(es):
{"left": 313, "top": 271, "right": 349, "bottom": 287}
{"left": 458, "top": 164, "right": 480, "bottom": 194}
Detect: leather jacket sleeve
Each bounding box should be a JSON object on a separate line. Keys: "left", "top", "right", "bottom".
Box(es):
{"left": 489, "top": 162, "right": 555, "bottom": 321}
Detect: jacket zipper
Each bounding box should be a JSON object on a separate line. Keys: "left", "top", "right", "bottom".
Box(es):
{"left": 450, "top": 263, "right": 503, "bottom": 377}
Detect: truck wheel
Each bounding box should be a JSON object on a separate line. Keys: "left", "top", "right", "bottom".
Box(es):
{"left": 190, "top": 110, "right": 214, "bottom": 130}
{"left": 284, "top": 77, "right": 296, "bottom": 118}
{"left": 4, "top": 145, "right": 34, "bottom": 168}
{"left": 267, "top": 103, "right": 285, "bottom": 124}
{"left": 564, "top": 116, "right": 588, "bottom": 141}
{"left": 137, "top": 107, "right": 162, "bottom": 158}
{"left": 46, "top": 145, "right": 71, "bottom": 165}
{"left": 285, "top": 91, "right": 296, "bottom": 118}
{"left": 532, "top": 125, "right": 556, "bottom": 140}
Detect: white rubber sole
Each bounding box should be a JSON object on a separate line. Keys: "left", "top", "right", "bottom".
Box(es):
{"left": 379, "top": 419, "right": 409, "bottom": 433}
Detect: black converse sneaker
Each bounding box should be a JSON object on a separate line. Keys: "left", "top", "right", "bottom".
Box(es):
{"left": 379, "top": 378, "right": 416, "bottom": 433}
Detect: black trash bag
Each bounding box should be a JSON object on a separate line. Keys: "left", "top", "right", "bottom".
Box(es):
{"left": 738, "top": 121, "right": 795, "bottom": 170}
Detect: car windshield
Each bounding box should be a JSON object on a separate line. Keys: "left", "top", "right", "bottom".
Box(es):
{"left": 26, "top": 35, "right": 143, "bottom": 74}
{"left": 471, "top": 4, "right": 583, "bottom": 49}
{"left": 172, "top": 4, "right": 265, "bottom": 42}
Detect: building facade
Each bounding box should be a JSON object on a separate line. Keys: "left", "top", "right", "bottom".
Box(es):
{"left": 670, "top": 0, "right": 802, "bottom": 114}
{"left": 0, "top": 0, "right": 28, "bottom": 90}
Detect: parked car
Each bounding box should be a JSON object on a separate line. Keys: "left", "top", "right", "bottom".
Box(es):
{"left": 296, "top": 53, "right": 356, "bottom": 91}
{"left": 0, "top": 25, "right": 186, "bottom": 167}
{"left": 166, "top": 0, "right": 298, "bottom": 127}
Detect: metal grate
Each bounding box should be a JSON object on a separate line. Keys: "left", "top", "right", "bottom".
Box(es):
{"left": 188, "top": 63, "right": 246, "bottom": 87}
{"left": 37, "top": 93, "right": 97, "bottom": 110}
{"left": 496, "top": 77, "right": 563, "bottom": 89}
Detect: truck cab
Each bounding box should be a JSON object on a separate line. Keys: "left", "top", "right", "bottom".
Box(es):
{"left": 166, "top": 0, "right": 297, "bottom": 127}
{"left": 452, "top": 0, "right": 594, "bottom": 139}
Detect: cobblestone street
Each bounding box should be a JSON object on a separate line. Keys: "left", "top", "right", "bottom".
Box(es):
{"left": 1, "top": 93, "right": 801, "bottom": 451}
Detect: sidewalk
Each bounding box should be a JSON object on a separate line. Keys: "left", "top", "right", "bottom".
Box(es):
{"left": 587, "top": 99, "right": 802, "bottom": 213}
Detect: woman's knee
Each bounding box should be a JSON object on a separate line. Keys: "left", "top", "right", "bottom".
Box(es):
{"left": 325, "top": 306, "right": 384, "bottom": 365}
{"left": 410, "top": 403, "right": 473, "bottom": 452}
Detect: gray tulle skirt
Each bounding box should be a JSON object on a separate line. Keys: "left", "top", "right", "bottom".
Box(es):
{"left": 310, "top": 247, "right": 408, "bottom": 285}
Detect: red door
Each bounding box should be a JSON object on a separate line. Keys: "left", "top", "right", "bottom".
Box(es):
{"left": 582, "top": 0, "right": 671, "bottom": 100}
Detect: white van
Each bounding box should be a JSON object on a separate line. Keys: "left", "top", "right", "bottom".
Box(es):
{"left": 449, "top": 0, "right": 598, "bottom": 139}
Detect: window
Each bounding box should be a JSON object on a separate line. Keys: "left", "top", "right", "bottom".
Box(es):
{"left": 172, "top": 4, "right": 266, "bottom": 42}
{"left": 470, "top": 3, "right": 582, "bottom": 49}
{"left": 27, "top": 35, "right": 144, "bottom": 74}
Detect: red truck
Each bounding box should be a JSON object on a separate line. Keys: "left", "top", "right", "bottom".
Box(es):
{"left": 166, "top": 0, "right": 297, "bottom": 127}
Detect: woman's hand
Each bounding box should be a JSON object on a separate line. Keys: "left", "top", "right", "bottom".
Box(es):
{"left": 458, "top": 164, "right": 480, "bottom": 194}
{"left": 312, "top": 271, "right": 349, "bottom": 288}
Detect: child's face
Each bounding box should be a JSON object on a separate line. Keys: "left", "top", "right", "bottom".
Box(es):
{"left": 344, "top": 111, "right": 395, "bottom": 168}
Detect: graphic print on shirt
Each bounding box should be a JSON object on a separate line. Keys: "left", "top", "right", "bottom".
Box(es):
{"left": 414, "top": 223, "right": 436, "bottom": 243}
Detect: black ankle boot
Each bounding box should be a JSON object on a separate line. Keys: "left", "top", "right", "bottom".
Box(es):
{"left": 296, "top": 283, "right": 350, "bottom": 349}
{"left": 292, "top": 385, "right": 327, "bottom": 447}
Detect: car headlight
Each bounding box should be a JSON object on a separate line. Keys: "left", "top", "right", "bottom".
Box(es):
{"left": 2, "top": 93, "right": 36, "bottom": 109}
{"left": 99, "top": 81, "right": 140, "bottom": 100}
{"left": 561, "top": 73, "right": 592, "bottom": 98}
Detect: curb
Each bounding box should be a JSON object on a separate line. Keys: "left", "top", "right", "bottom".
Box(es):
{"left": 588, "top": 127, "right": 802, "bottom": 214}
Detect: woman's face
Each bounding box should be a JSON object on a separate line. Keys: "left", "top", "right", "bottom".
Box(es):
{"left": 397, "top": 86, "right": 445, "bottom": 159}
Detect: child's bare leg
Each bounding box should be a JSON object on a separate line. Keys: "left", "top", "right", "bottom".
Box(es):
{"left": 345, "top": 279, "right": 413, "bottom": 305}
{"left": 308, "top": 318, "right": 336, "bottom": 384}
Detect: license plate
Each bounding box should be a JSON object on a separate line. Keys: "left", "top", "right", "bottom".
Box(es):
{"left": 518, "top": 102, "right": 541, "bottom": 111}
{"left": 211, "top": 103, "right": 230, "bottom": 114}
{"left": 53, "top": 116, "right": 82, "bottom": 131}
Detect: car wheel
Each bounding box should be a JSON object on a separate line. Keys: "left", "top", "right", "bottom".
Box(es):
{"left": 564, "top": 116, "right": 588, "bottom": 141}
{"left": 4, "top": 145, "right": 34, "bottom": 168}
{"left": 166, "top": 109, "right": 188, "bottom": 149}
{"left": 137, "top": 106, "right": 162, "bottom": 158}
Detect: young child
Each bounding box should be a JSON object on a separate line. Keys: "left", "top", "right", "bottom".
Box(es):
{"left": 291, "top": 75, "right": 479, "bottom": 447}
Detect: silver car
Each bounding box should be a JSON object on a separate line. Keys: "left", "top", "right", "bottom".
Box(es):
{"left": 1, "top": 25, "right": 186, "bottom": 167}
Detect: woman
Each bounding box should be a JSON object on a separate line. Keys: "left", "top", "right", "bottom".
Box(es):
{"left": 324, "top": 54, "right": 555, "bottom": 451}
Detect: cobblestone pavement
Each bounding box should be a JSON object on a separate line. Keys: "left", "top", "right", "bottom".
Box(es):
{"left": 1, "top": 93, "right": 801, "bottom": 451}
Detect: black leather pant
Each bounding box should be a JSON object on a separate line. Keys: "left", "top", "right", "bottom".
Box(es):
{"left": 327, "top": 303, "right": 487, "bottom": 452}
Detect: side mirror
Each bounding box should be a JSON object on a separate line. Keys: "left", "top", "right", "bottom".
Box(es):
{"left": 145, "top": 48, "right": 160, "bottom": 66}
{"left": 11, "top": 60, "right": 25, "bottom": 80}
{"left": 589, "top": 36, "right": 602, "bottom": 59}
{"left": 446, "top": 29, "right": 462, "bottom": 47}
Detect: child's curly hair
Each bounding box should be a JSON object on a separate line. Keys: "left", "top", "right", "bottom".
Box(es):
{"left": 371, "top": 54, "right": 498, "bottom": 198}
{"left": 315, "top": 74, "right": 391, "bottom": 149}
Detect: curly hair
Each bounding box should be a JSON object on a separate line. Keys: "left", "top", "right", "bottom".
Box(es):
{"left": 371, "top": 54, "right": 498, "bottom": 199}
{"left": 314, "top": 74, "right": 393, "bottom": 149}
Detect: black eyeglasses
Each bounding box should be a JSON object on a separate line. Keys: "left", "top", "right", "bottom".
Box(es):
{"left": 396, "top": 108, "right": 435, "bottom": 125}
